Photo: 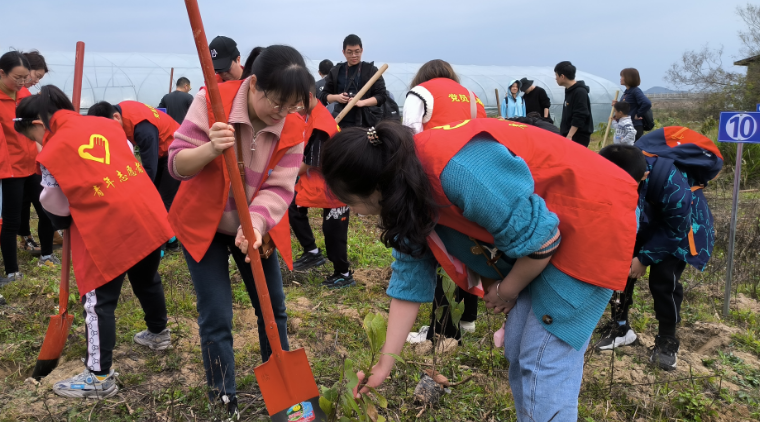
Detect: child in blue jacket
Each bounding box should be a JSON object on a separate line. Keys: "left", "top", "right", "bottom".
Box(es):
{"left": 596, "top": 144, "right": 715, "bottom": 371}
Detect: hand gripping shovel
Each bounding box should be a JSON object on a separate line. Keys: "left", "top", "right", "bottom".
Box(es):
{"left": 183, "top": 2, "right": 324, "bottom": 420}
{"left": 31, "top": 41, "right": 85, "bottom": 380}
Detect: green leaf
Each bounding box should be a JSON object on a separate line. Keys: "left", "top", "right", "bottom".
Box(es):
{"left": 319, "top": 396, "right": 334, "bottom": 417}
{"left": 368, "top": 387, "right": 388, "bottom": 408}
{"left": 434, "top": 305, "right": 448, "bottom": 323}
{"left": 364, "top": 312, "right": 377, "bottom": 351}
{"left": 345, "top": 359, "right": 359, "bottom": 391}
{"left": 383, "top": 352, "right": 406, "bottom": 364}
{"left": 320, "top": 386, "right": 339, "bottom": 403}
{"left": 370, "top": 313, "right": 387, "bottom": 352}
{"left": 342, "top": 392, "right": 362, "bottom": 417}
{"left": 378, "top": 416, "right": 386, "bottom": 422}
{"left": 451, "top": 301, "right": 465, "bottom": 328}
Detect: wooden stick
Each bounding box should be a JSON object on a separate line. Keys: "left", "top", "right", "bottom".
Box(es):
{"left": 602, "top": 90, "right": 620, "bottom": 147}
{"left": 334, "top": 63, "right": 388, "bottom": 125}
{"left": 494, "top": 88, "right": 500, "bottom": 111}
{"left": 168, "top": 67, "right": 174, "bottom": 94}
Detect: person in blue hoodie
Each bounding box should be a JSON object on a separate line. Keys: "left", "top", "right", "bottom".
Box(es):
{"left": 500, "top": 80, "right": 526, "bottom": 119}
{"left": 594, "top": 140, "right": 716, "bottom": 372}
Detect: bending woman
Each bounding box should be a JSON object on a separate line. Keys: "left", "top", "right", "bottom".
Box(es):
{"left": 322, "top": 119, "right": 638, "bottom": 421}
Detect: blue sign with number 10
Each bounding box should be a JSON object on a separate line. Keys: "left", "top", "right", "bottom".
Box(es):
{"left": 718, "top": 112, "right": 760, "bottom": 143}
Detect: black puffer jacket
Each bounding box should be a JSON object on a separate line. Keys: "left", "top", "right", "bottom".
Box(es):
{"left": 559, "top": 80, "right": 594, "bottom": 136}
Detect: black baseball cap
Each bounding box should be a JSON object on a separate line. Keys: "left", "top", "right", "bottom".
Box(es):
{"left": 209, "top": 36, "right": 240, "bottom": 73}
{"left": 519, "top": 77, "right": 534, "bottom": 92}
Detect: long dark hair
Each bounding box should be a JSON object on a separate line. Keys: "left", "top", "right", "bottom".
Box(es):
{"left": 27, "top": 85, "right": 75, "bottom": 129}
{"left": 0, "top": 51, "right": 30, "bottom": 74}
{"left": 322, "top": 121, "right": 437, "bottom": 256}
{"left": 23, "top": 50, "right": 48, "bottom": 72}
{"left": 13, "top": 95, "right": 42, "bottom": 134}
{"left": 241, "top": 46, "right": 265, "bottom": 79}
{"left": 250, "top": 45, "right": 311, "bottom": 108}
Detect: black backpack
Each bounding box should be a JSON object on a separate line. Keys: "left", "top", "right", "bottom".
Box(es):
{"left": 380, "top": 91, "right": 400, "bottom": 122}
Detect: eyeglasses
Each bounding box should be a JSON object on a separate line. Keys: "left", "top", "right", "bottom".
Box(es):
{"left": 264, "top": 91, "right": 304, "bottom": 114}
{"left": 344, "top": 49, "right": 362, "bottom": 57}
{"left": 10, "top": 74, "right": 29, "bottom": 85}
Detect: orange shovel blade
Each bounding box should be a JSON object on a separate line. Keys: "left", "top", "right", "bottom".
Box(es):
{"left": 254, "top": 348, "right": 324, "bottom": 421}
{"left": 31, "top": 313, "right": 74, "bottom": 379}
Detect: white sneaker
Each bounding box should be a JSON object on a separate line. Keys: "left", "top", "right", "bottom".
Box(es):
{"left": 53, "top": 368, "right": 119, "bottom": 399}
{"left": 406, "top": 326, "right": 429, "bottom": 344}
{"left": 459, "top": 320, "right": 476, "bottom": 333}
{"left": 134, "top": 328, "right": 171, "bottom": 350}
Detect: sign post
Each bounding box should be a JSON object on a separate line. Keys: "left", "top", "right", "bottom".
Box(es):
{"left": 717, "top": 111, "right": 760, "bottom": 316}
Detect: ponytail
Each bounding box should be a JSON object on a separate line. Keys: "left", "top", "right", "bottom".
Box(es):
{"left": 36, "top": 85, "right": 75, "bottom": 129}
{"left": 322, "top": 121, "right": 437, "bottom": 256}
{"left": 241, "top": 46, "right": 265, "bottom": 79}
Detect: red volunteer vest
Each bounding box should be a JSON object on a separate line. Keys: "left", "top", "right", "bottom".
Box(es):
{"left": 168, "top": 79, "right": 304, "bottom": 269}
{"left": 416, "top": 119, "right": 638, "bottom": 294}
{"left": 294, "top": 102, "right": 345, "bottom": 209}
{"left": 37, "top": 111, "right": 173, "bottom": 295}
{"left": 417, "top": 78, "right": 487, "bottom": 131}
{"left": 0, "top": 87, "right": 35, "bottom": 177}
{"left": 118, "top": 101, "right": 179, "bottom": 158}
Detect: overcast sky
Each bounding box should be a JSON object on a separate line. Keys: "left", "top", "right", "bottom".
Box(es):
{"left": 3, "top": 0, "right": 751, "bottom": 90}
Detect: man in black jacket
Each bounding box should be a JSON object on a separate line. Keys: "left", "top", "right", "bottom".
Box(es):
{"left": 555, "top": 61, "right": 594, "bottom": 147}
{"left": 318, "top": 34, "right": 386, "bottom": 127}
{"left": 519, "top": 77, "right": 552, "bottom": 123}
{"left": 158, "top": 77, "right": 193, "bottom": 124}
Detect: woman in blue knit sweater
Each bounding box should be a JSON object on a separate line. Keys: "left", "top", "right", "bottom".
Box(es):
{"left": 321, "top": 120, "right": 638, "bottom": 422}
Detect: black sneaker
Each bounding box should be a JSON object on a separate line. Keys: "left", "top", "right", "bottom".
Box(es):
{"left": 166, "top": 237, "right": 181, "bottom": 253}
{"left": 322, "top": 271, "right": 355, "bottom": 289}
{"left": 650, "top": 335, "right": 679, "bottom": 371}
{"left": 292, "top": 250, "right": 326, "bottom": 271}
{"left": 595, "top": 323, "right": 637, "bottom": 350}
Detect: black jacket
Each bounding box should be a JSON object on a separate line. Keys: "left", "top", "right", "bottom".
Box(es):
{"left": 523, "top": 86, "right": 551, "bottom": 119}
{"left": 158, "top": 90, "right": 193, "bottom": 124}
{"left": 318, "top": 61, "right": 387, "bottom": 127}
{"left": 559, "top": 80, "right": 594, "bottom": 136}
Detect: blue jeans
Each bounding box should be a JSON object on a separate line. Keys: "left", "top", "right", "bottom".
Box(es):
{"left": 183, "top": 232, "right": 289, "bottom": 400}
{"left": 504, "top": 289, "right": 590, "bottom": 422}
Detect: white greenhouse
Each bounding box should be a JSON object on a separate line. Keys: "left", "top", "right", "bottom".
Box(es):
{"left": 24, "top": 50, "right": 620, "bottom": 130}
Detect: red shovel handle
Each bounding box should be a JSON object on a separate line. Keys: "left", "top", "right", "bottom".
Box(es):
{"left": 184, "top": 0, "right": 284, "bottom": 357}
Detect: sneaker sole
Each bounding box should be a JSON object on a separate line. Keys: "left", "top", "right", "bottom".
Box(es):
{"left": 134, "top": 336, "right": 171, "bottom": 351}
{"left": 54, "top": 384, "right": 119, "bottom": 399}
{"left": 597, "top": 331, "right": 637, "bottom": 351}
{"left": 649, "top": 354, "right": 678, "bottom": 371}
{"left": 325, "top": 281, "right": 356, "bottom": 289}
{"left": 293, "top": 258, "right": 327, "bottom": 272}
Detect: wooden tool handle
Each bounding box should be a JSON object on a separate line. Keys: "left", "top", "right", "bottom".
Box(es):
{"left": 184, "top": 0, "right": 285, "bottom": 356}
{"left": 61, "top": 41, "right": 85, "bottom": 314}
{"left": 334, "top": 63, "right": 388, "bottom": 125}
{"left": 602, "top": 90, "right": 620, "bottom": 148}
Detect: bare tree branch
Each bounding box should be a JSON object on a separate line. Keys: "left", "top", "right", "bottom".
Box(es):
{"left": 737, "top": 3, "right": 760, "bottom": 57}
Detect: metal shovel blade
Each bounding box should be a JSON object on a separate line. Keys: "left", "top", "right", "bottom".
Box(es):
{"left": 254, "top": 348, "right": 325, "bottom": 421}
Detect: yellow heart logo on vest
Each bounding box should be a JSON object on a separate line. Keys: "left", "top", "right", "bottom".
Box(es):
{"left": 79, "top": 134, "right": 111, "bottom": 165}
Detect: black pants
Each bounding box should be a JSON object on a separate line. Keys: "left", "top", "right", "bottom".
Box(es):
{"left": 82, "top": 249, "right": 167, "bottom": 375}
{"left": 613, "top": 255, "right": 686, "bottom": 334}
{"left": 1, "top": 175, "right": 54, "bottom": 272}
{"left": 288, "top": 199, "right": 350, "bottom": 274}
{"left": 427, "top": 272, "right": 479, "bottom": 341}
{"left": 154, "top": 156, "right": 181, "bottom": 213}
{"left": 569, "top": 131, "right": 591, "bottom": 147}
{"left": 634, "top": 126, "right": 644, "bottom": 141}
